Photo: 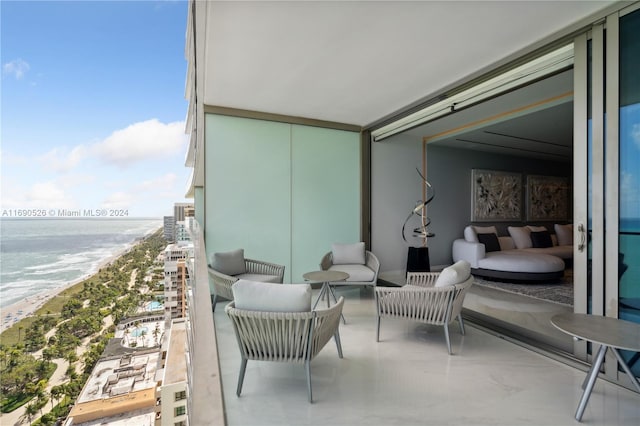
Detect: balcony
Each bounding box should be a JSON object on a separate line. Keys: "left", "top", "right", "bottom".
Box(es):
{"left": 186, "top": 220, "right": 639, "bottom": 425}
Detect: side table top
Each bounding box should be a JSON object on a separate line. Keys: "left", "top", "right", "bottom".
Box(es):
{"left": 551, "top": 313, "right": 640, "bottom": 352}
{"left": 303, "top": 270, "right": 349, "bottom": 283}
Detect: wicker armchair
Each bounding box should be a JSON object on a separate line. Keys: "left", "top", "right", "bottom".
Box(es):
{"left": 225, "top": 297, "right": 344, "bottom": 402}
{"left": 208, "top": 258, "right": 285, "bottom": 312}
{"left": 320, "top": 250, "right": 380, "bottom": 287}
{"left": 375, "top": 271, "right": 473, "bottom": 355}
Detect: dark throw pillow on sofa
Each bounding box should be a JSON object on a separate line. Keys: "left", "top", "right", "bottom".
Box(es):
{"left": 530, "top": 230, "right": 553, "bottom": 248}
{"left": 477, "top": 233, "right": 501, "bottom": 252}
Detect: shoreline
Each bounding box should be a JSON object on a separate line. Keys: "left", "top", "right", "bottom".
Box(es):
{"left": 0, "top": 244, "right": 135, "bottom": 333}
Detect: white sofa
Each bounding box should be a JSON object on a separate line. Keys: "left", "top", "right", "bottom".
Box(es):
{"left": 452, "top": 224, "right": 573, "bottom": 281}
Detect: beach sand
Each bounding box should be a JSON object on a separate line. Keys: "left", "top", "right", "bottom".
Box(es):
{"left": 0, "top": 246, "right": 132, "bottom": 333}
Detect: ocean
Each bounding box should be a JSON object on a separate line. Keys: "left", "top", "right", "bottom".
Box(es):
{"left": 0, "top": 218, "right": 162, "bottom": 309}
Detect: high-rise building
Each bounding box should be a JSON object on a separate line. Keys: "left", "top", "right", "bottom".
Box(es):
{"left": 173, "top": 202, "right": 194, "bottom": 223}
{"left": 163, "top": 244, "right": 190, "bottom": 322}
{"left": 163, "top": 216, "right": 175, "bottom": 242}
{"left": 157, "top": 318, "right": 189, "bottom": 426}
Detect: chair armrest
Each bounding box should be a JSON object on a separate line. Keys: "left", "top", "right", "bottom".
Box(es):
{"left": 320, "top": 252, "right": 333, "bottom": 271}
{"left": 207, "top": 266, "right": 238, "bottom": 300}
{"left": 245, "top": 258, "right": 285, "bottom": 283}
{"left": 365, "top": 251, "right": 380, "bottom": 276}
{"left": 452, "top": 239, "right": 485, "bottom": 268}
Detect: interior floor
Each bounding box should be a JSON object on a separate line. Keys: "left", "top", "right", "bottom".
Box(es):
{"left": 212, "top": 286, "right": 639, "bottom": 426}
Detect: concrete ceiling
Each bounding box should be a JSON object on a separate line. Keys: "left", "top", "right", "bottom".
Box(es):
{"left": 200, "top": 1, "right": 614, "bottom": 128}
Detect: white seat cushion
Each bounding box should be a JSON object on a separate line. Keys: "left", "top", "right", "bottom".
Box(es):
{"left": 235, "top": 273, "right": 281, "bottom": 283}
{"left": 435, "top": 260, "right": 471, "bottom": 287}
{"left": 478, "top": 251, "right": 565, "bottom": 273}
{"left": 328, "top": 264, "right": 375, "bottom": 282}
{"left": 232, "top": 280, "right": 311, "bottom": 312}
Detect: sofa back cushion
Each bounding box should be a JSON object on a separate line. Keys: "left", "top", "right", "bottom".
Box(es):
{"left": 508, "top": 226, "right": 532, "bottom": 249}
{"left": 232, "top": 280, "right": 311, "bottom": 312}
{"left": 332, "top": 242, "right": 366, "bottom": 265}
{"left": 554, "top": 224, "right": 573, "bottom": 246}
{"left": 212, "top": 249, "right": 246, "bottom": 276}
{"left": 464, "top": 225, "right": 498, "bottom": 243}
{"left": 477, "top": 233, "right": 501, "bottom": 252}
{"left": 435, "top": 260, "right": 471, "bottom": 287}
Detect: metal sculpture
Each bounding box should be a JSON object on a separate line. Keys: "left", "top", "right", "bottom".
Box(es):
{"left": 402, "top": 168, "right": 435, "bottom": 245}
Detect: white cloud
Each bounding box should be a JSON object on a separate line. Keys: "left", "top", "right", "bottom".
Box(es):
{"left": 39, "top": 145, "right": 88, "bottom": 173}
{"left": 25, "top": 181, "right": 75, "bottom": 209}
{"left": 135, "top": 173, "right": 178, "bottom": 191}
{"left": 3, "top": 58, "right": 30, "bottom": 80}
{"left": 93, "top": 119, "right": 187, "bottom": 167}
{"left": 102, "top": 191, "right": 134, "bottom": 209}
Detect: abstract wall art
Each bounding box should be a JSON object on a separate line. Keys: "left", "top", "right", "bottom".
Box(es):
{"left": 526, "top": 175, "right": 569, "bottom": 221}
{"left": 471, "top": 169, "right": 522, "bottom": 221}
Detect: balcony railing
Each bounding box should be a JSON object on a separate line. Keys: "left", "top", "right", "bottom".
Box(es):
{"left": 186, "top": 219, "right": 225, "bottom": 425}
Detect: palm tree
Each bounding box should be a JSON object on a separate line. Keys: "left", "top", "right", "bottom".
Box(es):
{"left": 22, "top": 402, "right": 39, "bottom": 424}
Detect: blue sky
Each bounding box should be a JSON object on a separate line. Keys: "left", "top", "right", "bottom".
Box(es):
{"left": 1, "top": 0, "right": 190, "bottom": 218}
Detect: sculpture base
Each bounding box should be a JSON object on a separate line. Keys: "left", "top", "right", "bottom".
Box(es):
{"left": 406, "top": 247, "right": 430, "bottom": 276}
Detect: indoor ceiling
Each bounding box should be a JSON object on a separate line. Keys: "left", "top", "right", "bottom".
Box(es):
{"left": 200, "top": 1, "right": 614, "bottom": 128}
{"left": 406, "top": 69, "right": 575, "bottom": 161}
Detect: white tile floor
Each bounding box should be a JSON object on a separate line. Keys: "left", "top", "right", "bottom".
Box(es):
{"left": 213, "top": 287, "right": 639, "bottom": 426}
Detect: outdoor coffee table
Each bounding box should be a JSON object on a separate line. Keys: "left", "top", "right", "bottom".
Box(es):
{"left": 550, "top": 313, "right": 640, "bottom": 422}
{"left": 303, "top": 270, "right": 349, "bottom": 323}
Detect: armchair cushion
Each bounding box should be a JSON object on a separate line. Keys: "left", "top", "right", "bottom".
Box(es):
{"left": 435, "top": 260, "right": 471, "bottom": 287}
{"left": 212, "top": 249, "right": 246, "bottom": 276}
{"left": 235, "top": 273, "right": 282, "bottom": 283}
{"left": 232, "top": 280, "right": 311, "bottom": 312}
{"left": 328, "top": 264, "right": 375, "bottom": 282}
{"left": 331, "top": 242, "right": 366, "bottom": 265}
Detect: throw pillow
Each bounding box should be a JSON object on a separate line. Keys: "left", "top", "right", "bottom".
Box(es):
{"left": 212, "top": 249, "right": 246, "bottom": 276}
{"left": 332, "top": 242, "right": 366, "bottom": 265}
{"left": 435, "top": 260, "right": 471, "bottom": 287}
{"left": 477, "top": 232, "right": 501, "bottom": 252}
{"left": 527, "top": 225, "right": 548, "bottom": 233}
{"left": 530, "top": 230, "right": 553, "bottom": 248}
{"left": 508, "top": 226, "right": 532, "bottom": 249}
{"left": 232, "top": 280, "right": 312, "bottom": 312}
{"left": 554, "top": 223, "right": 573, "bottom": 246}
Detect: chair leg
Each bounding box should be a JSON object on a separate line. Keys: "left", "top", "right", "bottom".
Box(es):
{"left": 305, "top": 360, "right": 313, "bottom": 403}
{"left": 376, "top": 315, "right": 381, "bottom": 342}
{"left": 334, "top": 331, "right": 343, "bottom": 358}
{"left": 444, "top": 324, "right": 452, "bottom": 355}
{"left": 236, "top": 358, "right": 247, "bottom": 396}
{"left": 458, "top": 314, "right": 466, "bottom": 335}
{"left": 211, "top": 294, "right": 218, "bottom": 313}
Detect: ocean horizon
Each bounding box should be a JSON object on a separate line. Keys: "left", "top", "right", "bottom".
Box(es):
{"left": 0, "top": 218, "right": 162, "bottom": 309}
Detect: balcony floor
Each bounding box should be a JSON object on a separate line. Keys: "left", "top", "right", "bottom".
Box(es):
{"left": 212, "top": 287, "right": 639, "bottom": 426}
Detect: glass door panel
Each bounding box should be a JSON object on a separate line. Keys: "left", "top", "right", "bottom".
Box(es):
{"left": 618, "top": 7, "right": 640, "bottom": 376}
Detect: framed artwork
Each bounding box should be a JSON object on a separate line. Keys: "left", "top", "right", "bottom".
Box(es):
{"left": 471, "top": 169, "right": 522, "bottom": 221}
{"left": 526, "top": 175, "right": 569, "bottom": 221}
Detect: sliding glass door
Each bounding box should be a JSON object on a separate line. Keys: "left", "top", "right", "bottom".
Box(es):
{"left": 574, "top": 4, "right": 640, "bottom": 386}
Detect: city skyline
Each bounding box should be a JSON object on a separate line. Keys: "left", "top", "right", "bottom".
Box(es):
{"left": 1, "top": 1, "right": 190, "bottom": 218}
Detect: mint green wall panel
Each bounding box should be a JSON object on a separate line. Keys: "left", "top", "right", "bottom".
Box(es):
{"left": 204, "top": 115, "right": 292, "bottom": 281}
{"left": 290, "top": 125, "right": 361, "bottom": 282}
